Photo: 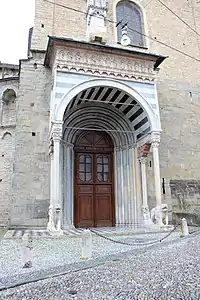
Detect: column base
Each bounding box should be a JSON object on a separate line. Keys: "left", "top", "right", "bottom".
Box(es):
{"left": 63, "top": 224, "right": 76, "bottom": 230}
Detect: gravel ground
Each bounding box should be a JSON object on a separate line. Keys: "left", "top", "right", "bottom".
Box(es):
{"left": 0, "top": 231, "right": 179, "bottom": 284}
{"left": 0, "top": 233, "right": 200, "bottom": 300}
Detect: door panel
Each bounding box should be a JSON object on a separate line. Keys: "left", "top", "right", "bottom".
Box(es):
{"left": 78, "top": 194, "right": 93, "bottom": 228}
{"left": 74, "top": 131, "right": 114, "bottom": 228}
{"left": 95, "top": 189, "right": 113, "bottom": 227}
{"left": 75, "top": 153, "right": 93, "bottom": 227}
{"left": 95, "top": 185, "right": 112, "bottom": 194}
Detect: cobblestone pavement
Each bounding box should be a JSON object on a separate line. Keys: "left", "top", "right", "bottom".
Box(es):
{"left": 1, "top": 233, "right": 200, "bottom": 300}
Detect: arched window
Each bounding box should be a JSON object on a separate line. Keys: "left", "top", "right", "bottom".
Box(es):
{"left": 116, "top": 0, "right": 145, "bottom": 47}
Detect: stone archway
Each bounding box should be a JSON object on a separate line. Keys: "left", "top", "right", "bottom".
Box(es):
{"left": 48, "top": 79, "right": 162, "bottom": 232}
{"left": 55, "top": 78, "right": 161, "bottom": 135}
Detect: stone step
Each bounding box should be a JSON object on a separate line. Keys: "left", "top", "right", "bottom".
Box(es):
{"left": 2, "top": 225, "right": 173, "bottom": 238}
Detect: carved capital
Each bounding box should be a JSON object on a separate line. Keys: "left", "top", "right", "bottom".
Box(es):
{"left": 51, "top": 122, "right": 63, "bottom": 141}
{"left": 150, "top": 131, "right": 161, "bottom": 145}
{"left": 151, "top": 141, "right": 159, "bottom": 148}
{"left": 52, "top": 131, "right": 62, "bottom": 142}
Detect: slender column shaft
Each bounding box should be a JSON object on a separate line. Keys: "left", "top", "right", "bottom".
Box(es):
{"left": 114, "top": 149, "right": 119, "bottom": 226}
{"left": 50, "top": 154, "right": 54, "bottom": 206}
{"left": 47, "top": 138, "right": 56, "bottom": 232}
{"left": 131, "top": 148, "right": 137, "bottom": 224}
{"left": 0, "top": 98, "right": 3, "bottom": 125}
{"left": 139, "top": 157, "right": 148, "bottom": 208}
{"left": 152, "top": 142, "right": 161, "bottom": 206}
{"left": 66, "top": 145, "right": 71, "bottom": 224}
{"left": 53, "top": 137, "right": 61, "bottom": 205}
{"left": 134, "top": 148, "right": 141, "bottom": 224}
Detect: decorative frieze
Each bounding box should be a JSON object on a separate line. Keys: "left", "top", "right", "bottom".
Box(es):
{"left": 55, "top": 48, "right": 156, "bottom": 82}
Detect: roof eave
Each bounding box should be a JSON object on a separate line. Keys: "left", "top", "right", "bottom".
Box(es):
{"left": 44, "top": 35, "right": 168, "bottom": 68}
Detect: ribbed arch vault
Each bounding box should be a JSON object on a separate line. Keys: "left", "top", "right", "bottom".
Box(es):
{"left": 63, "top": 103, "right": 135, "bottom": 147}
{"left": 55, "top": 78, "right": 161, "bottom": 143}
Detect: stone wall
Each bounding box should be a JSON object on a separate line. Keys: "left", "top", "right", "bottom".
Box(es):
{"left": 10, "top": 53, "right": 51, "bottom": 228}
{"left": 30, "top": 0, "right": 200, "bottom": 223}
{"left": 0, "top": 79, "right": 18, "bottom": 227}
{"left": 170, "top": 180, "right": 200, "bottom": 224}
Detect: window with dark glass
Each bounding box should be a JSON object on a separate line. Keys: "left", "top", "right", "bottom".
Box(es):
{"left": 78, "top": 154, "right": 92, "bottom": 182}
{"left": 97, "top": 155, "right": 109, "bottom": 182}
{"left": 116, "top": 0, "right": 145, "bottom": 47}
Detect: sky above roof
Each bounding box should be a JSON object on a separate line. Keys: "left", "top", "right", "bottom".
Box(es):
{"left": 0, "top": 0, "right": 35, "bottom": 64}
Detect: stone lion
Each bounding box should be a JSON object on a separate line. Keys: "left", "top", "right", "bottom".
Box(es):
{"left": 150, "top": 204, "right": 168, "bottom": 226}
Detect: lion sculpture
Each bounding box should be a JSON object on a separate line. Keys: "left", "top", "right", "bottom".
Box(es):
{"left": 150, "top": 204, "right": 168, "bottom": 226}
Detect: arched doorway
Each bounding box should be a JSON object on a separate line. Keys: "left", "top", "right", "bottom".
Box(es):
{"left": 74, "top": 130, "right": 115, "bottom": 228}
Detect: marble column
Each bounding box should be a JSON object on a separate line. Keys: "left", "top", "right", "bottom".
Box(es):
{"left": 53, "top": 135, "right": 61, "bottom": 205}
{"left": 0, "top": 97, "right": 3, "bottom": 125}
{"left": 48, "top": 122, "right": 63, "bottom": 234}
{"left": 152, "top": 141, "right": 162, "bottom": 206}
{"left": 47, "top": 139, "right": 56, "bottom": 232}
{"left": 63, "top": 142, "right": 74, "bottom": 229}
{"left": 139, "top": 156, "right": 151, "bottom": 224}
{"left": 115, "top": 146, "right": 137, "bottom": 226}
{"left": 139, "top": 157, "right": 148, "bottom": 208}
{"left": 134, "top": 147, "right": 142, "bottom": 224}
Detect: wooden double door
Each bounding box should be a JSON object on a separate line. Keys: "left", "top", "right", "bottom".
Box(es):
{"left": 74, "top": 131, "right": 114, "bottom": 228}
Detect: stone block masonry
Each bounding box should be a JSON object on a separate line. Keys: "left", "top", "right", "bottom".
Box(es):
{"left": 0, "top": 76, "right": 18, "bottom": 228}
{"left": 10, "top": 54, "right": 51, "bottom": 227}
